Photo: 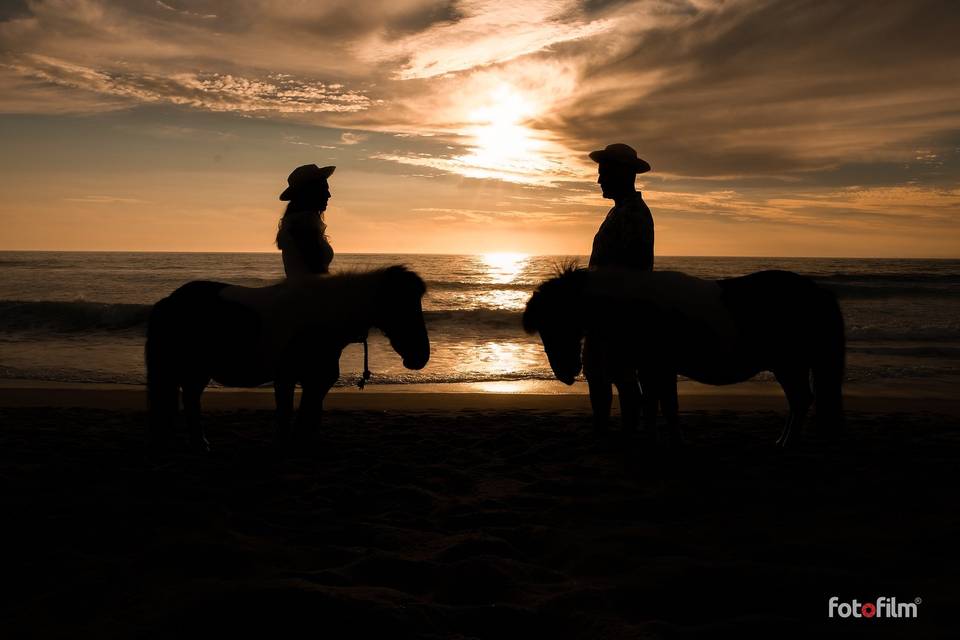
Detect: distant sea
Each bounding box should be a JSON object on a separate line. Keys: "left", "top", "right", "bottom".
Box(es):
{"left": 1, "top": 252, "right": 958, "bottom": 392}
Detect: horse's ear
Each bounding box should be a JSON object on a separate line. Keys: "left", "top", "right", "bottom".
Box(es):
{"left": 522, "top": 290, "right": 542, "bottom": 334}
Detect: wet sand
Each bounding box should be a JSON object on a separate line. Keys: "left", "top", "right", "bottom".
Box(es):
{"left": 1, "top": 384, "right": 958, "bottom": 638}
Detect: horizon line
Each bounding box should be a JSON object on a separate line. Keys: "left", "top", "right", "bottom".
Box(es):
{"left": 0, "top": 249, "right": 957, "bottom": 261}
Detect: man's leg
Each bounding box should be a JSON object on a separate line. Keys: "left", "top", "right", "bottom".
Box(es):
{"left": 583, "top": 334, "right": 612, "bottom": 431}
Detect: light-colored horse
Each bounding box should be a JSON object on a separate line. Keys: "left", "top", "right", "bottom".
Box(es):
{"left": 523, "top": 268, "right": 844, "bottom": 446}
{"left": 146, "top": 266, "right": 429, "bottom": 451}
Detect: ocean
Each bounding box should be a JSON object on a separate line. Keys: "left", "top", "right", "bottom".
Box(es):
{"left": 1, "top": 252, "right": 958, "bottom": 392}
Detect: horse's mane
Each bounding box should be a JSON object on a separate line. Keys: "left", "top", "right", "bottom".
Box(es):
{"left": 522, "top": 266, "right": 588, "bottom": 334}
{"left": 377, "top": 265, "right": 427, "bottom": 298}
{"left": 552, "top": 258, "right": 581, "bottom": 277}
{"left": 296, "top": 265, "right": 426, "bottom": 298}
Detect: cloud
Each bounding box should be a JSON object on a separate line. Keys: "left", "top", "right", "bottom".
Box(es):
{"left": 644, "top": 184, "right": 960, "bottom": 234}
{"left": 154, "top": 1, "right": 217, "bottom": 20}
{"left": 413, "top": 206, "right": 578, "bottom": 224}
{"left": 340, "top": 132, "right": 369, "bottom": 145}
{"left": 549, "top": 0, "right": 960, "bottom": 178}
{"left": 283, "top": 135, "right": 337, "bottom": 149}
{"left": 375, "top": 0, "right": 614, "bottom": 79}
{"left": 371, "top": 148, "right": 580, "bottom": 186}
{"left": 0, "top": 0, "right": 958, "bottom": 197}
{"left": 64, "top": 195, "right": 152, "bottom": 204}
{"left": 767, "top": 186, "right": 960, "bottom": 224}
{"left": 2, "top": 54, "right": 371, "bottom": 114}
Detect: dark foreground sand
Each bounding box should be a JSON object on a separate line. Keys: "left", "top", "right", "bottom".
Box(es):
{"left": 1, "top": 389, "right": 958, "bottom": 638}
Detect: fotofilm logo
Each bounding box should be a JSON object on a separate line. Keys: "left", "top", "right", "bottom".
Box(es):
{"left": 828, "top": 596, "right": 921, "bottom": 619}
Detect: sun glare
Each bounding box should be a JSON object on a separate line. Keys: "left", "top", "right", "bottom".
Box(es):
{"left": 482, "top": 252, "right": 529, "bottom": 284}
{"left": 456, "top": 85, "right": 555, "bottom": 183}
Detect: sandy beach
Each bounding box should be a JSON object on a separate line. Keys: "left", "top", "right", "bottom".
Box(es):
{"left": 1, "top": 382, "right": 957, "bottom": 638}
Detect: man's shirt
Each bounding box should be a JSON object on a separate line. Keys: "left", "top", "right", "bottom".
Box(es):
{"left": 588, "top": 192, "right": 654, "bottom": 271}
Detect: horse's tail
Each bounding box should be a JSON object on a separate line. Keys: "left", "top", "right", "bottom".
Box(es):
{"left": 811, "top": 285, "right": 845, "bottom": 431}
{"left": 145, "top": 295, "right": 179, "bottom": 438}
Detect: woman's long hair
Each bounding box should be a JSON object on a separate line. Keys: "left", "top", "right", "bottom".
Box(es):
{"left": 277, "top": 201, "right": 332, "bottom": 274}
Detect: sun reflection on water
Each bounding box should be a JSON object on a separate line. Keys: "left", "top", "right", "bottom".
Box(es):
{"left": 482, "top": 252, "right": 529, "bottom": 284}
{"left": 474, "top": 289, "right": 528, "bottom": 311}
{"left": 475, "top": 340, "right": 527, "bottom": 374}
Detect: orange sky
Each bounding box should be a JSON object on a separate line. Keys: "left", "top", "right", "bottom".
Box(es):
{"left": 1, "top": 0, "right": 958, "bottom": 257}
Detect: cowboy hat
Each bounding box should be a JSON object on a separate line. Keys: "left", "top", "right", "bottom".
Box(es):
{"left": 279, "top": 164, "right": 336, "bottom": 201}
{"left": 588, "top": 143, "right": 650, "bottom": 174}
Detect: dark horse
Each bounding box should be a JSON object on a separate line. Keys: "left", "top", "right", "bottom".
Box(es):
{"left": 146, "top": 266, "right": 429, "bottom": 451}
{"left": 523, "top": 268, "right": 844, "bottom": 446}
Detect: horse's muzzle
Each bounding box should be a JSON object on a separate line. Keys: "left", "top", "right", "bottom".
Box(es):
{"left": 403, "top": 354, "right": 429, "bottom": 370}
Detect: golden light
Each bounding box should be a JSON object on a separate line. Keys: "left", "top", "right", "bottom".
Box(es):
{"left": 477, "top": 341, "right": 525, "bottom": 374}
{"left": 481, "top": 252, "right": 529, "bottom": 284}
{"left": 472, "top": 381, "right": 529, "bottom": 394}
{"left": 455, "top": 85, "right": 555, "bottom": 182}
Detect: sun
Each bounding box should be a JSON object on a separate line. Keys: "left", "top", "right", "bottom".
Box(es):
{"left": 455, "top": 85, "right": 553, "bottom": 181}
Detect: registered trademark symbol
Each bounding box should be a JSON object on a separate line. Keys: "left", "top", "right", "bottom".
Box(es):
{"left": 914, "top": 597, "right": 922, "bottom": 605}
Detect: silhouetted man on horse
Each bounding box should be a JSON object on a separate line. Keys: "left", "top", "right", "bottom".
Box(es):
{"left": 583, "top": 143, "right": 654, "bottom": 432}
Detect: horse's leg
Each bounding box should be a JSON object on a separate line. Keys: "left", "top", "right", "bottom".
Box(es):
{"left": 659, "top": 370, "right": 683, "bottom": 446}
{"left": 637, "top": 369, "right": 659, "bottom": 438}
{"left": 147, "top": 382, "right": 179, "bottom": 451}
{"left": 181, "top": 377, "right": 211, "bottom": 453}
{"left": 295, "top": 355, "right": 339, "bottom": 441}
{"left": 583, "top": 336, "right": 612, "bottom": 431}
{"left": 273, "top": 377, "right": 296, "bottom": 445}
{"left": 775, "top": 367, "right": 813, "bottom": 448}
{"left": 587, "top": 377, "right": 613, "bottom": 432}
{"left": 613, "top": 369, "right": 641, "bottom": 433}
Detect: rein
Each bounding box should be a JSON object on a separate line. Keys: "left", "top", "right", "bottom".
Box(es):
{"left": 356, "top": 332, "right": 372, "bottom": 390}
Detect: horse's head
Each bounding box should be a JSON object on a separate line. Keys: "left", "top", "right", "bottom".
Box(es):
{"left": 523, "top": 267, "right": 588, "bottom": 385}
{"left": 374, "top": 266, "right": 430, "bottom": 370}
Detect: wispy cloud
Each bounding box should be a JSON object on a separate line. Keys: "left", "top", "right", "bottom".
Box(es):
{"left": 413, "top": 206, "right": 579, "bottom": 224}
{"left": 283, "top": 135, "right": 337, "bottom": 150}
{"left": 64, "top": 195, "right": 152, "bottom": 204}
{"left": 4, "top": 55, "right": 371, "bottom": 114}
{"left": 376, "top": 0, "right": 615, "bottom": 80}
{"left": 154, "top": 1, "right": 217, "bottom": 20}
{"left": 340, "top": 132, "right": 369, "bottom": 145}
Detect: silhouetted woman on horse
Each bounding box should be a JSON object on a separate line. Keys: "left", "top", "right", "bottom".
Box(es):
{"left": 276, "top": 164, "right": 336, "bottom": 279}
{"left": 145, "top": 164, "right": 431, "bottom": 452}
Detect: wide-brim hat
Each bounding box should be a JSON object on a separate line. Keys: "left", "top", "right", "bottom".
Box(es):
{"left": 589, "top": 143, "right": 650, "bottom": 174}
{"left": 279, "top": 164, "right": 336, "bottom": 201}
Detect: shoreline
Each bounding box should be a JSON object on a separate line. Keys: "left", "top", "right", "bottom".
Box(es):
{"left": 2, "top": 378, "right": 959, "bottom": 415}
